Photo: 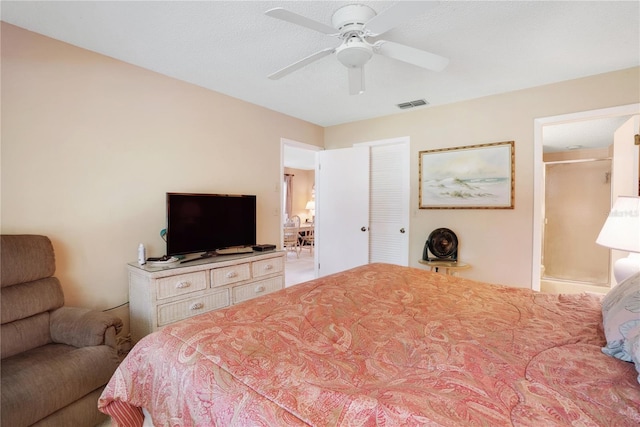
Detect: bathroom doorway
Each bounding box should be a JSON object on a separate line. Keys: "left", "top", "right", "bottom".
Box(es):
{"left": 533, "top": 105, "right": 640, "bottom": 293}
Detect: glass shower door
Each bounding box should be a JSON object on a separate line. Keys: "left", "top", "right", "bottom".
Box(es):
{"left": 543, "top": 159, "right": 611, "bottom": 285}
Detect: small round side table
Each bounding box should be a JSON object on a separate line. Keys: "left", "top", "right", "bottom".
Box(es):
{"left": 418, "top": 259, "right": 471, "bottom": 276}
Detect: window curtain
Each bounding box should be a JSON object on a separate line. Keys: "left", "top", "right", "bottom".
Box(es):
{"left": 284, "top": 174, "right": 293, "bottom": 220}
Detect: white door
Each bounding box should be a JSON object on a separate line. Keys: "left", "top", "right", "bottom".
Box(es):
{"left": 367, "top": 140, "right": 410, "bottom": 265}
{"left": 316, "top": 146, "right": 369, "bottom": 277}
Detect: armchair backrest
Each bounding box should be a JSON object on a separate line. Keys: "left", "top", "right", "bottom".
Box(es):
{"left": 1, "top": 235, "right": 65, "bottom": 359}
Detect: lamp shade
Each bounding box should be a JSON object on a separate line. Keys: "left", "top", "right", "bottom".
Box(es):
{"left": 596, "top": 195, "right": 640, "bottom": 253}
{"left": 305, "top": 201, "right": 315, "bottom": 210}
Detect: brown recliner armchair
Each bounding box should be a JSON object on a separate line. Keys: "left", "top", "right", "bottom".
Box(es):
{"left": 1, "top": 235, "right": 123, "bottom": 426}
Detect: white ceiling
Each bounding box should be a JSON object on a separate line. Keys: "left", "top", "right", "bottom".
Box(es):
{"left": 2, "top": 1, "right": 639, "bottom": 153}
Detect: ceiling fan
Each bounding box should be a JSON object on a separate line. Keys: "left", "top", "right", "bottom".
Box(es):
{"left": 265, "top": 2, "right": 449, "bottom": 95}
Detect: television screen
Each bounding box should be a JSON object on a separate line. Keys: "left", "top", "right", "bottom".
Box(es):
{"left": 166, "top": 193, "right": 256, "bottom": 256}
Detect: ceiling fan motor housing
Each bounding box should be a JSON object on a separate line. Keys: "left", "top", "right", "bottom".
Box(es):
{"left": 331, "top": 4, "right": 376, "bottom": 32}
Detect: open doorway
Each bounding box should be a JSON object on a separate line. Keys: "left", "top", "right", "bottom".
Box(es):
{"left": 533, "top": 104, "right": 640, "bottom": 293}
{"left": 281, "top": 139, "right": 321, "bottom": 287}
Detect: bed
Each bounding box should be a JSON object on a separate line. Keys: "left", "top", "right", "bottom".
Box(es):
{"left": 99, "top": 263, "right": 640, "bottom": 426}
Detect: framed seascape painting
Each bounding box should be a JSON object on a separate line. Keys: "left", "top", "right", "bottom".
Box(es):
{"left": 419, "top": 141, "right": 515, "bottom": 209}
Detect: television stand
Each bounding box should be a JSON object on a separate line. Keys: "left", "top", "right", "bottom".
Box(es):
{"left": 128, "top": 251, "right": 285, "bottom": 342}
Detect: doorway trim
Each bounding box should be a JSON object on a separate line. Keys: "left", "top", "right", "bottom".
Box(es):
{"left": 532, "top": 103, "right": 640, "bottom": 291}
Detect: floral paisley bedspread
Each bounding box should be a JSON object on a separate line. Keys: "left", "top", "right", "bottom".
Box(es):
{"left": 99, "top": 263, "right": 640, "bottom": 426}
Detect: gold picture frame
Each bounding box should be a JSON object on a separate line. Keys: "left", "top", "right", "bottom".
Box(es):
{"left": 419, "top": 141, "right": 515, "bottom": 209}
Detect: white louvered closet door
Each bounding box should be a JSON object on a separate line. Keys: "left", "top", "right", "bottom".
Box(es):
{"left": 368, "top": 140, "right": 410, "bottom": 266}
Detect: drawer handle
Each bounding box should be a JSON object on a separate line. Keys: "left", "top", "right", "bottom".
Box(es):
{"left": 226, "top": 271, "right": 238, "bottom": 278}
{"left": 263, "top": 264, "right": 273, "bottom": 270}
{"left": 176, "top": 281, "right": 191, "bottom": 289}
{"left": 190, "top": 302, "right": 204, "bottom": 310}
{"left": 255, "top": 285, "right": 265, "bottom": 293}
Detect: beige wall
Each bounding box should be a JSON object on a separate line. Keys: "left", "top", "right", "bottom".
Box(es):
{"left": 324, "top": 67, "right": 640, "bottom": 288}
{"left": 1, "top": 23, "right": 323, "bottom": 311}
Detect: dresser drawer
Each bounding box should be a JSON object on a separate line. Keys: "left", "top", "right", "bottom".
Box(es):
{"left": 157, "top": 290, "right": 230, "bottom": 326}
{"left": 252, "top": 256, "right": 284, "bottom": 278}
{"left": 232, "top": 276, "right": 283, "bottom": 304}
{"left": 211, "top": 263, "right": 251, "bottom": 287}
{"left": 156, "top": 271, "right": 208, "bottom": 300}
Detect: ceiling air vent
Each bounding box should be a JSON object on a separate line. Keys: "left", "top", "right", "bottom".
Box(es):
{"left": 397, "top": 99, "right": 429, "bottom": 110}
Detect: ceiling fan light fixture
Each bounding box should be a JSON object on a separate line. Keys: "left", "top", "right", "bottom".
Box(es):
{"left": 335, "top": 40, "right": 373, "bottom": 68}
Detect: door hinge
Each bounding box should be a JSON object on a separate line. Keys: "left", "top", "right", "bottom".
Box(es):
{"left": 635, "top": 134, "right": 639, "bottom": 145}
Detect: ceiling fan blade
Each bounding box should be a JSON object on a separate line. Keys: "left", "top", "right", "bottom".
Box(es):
{"left": 375, "top": 40, "right": 449, "bottom": 72}
{"left": 348, "top": 67, "right": 365, "bottom": 95}
{"left": 364, "top": 2, "right": 437, "bottom": 36}
{"left": 268, "top": 48, "right": 335, "bottom": 80}
{"left": 265, "top": 7, "right": 337, "bottom": 35}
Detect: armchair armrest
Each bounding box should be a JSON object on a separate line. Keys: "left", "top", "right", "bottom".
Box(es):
{"left": 50, "top": 307, "right": 123, "bottom": 349}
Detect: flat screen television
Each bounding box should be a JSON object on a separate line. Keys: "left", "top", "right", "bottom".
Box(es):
{"left": 166, "top": 192, "right": 256, "bottom": 256}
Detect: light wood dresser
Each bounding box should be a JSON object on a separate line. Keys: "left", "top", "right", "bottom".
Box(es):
{"left": 128, "top": 251, "right": 285, "bottom": 342}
